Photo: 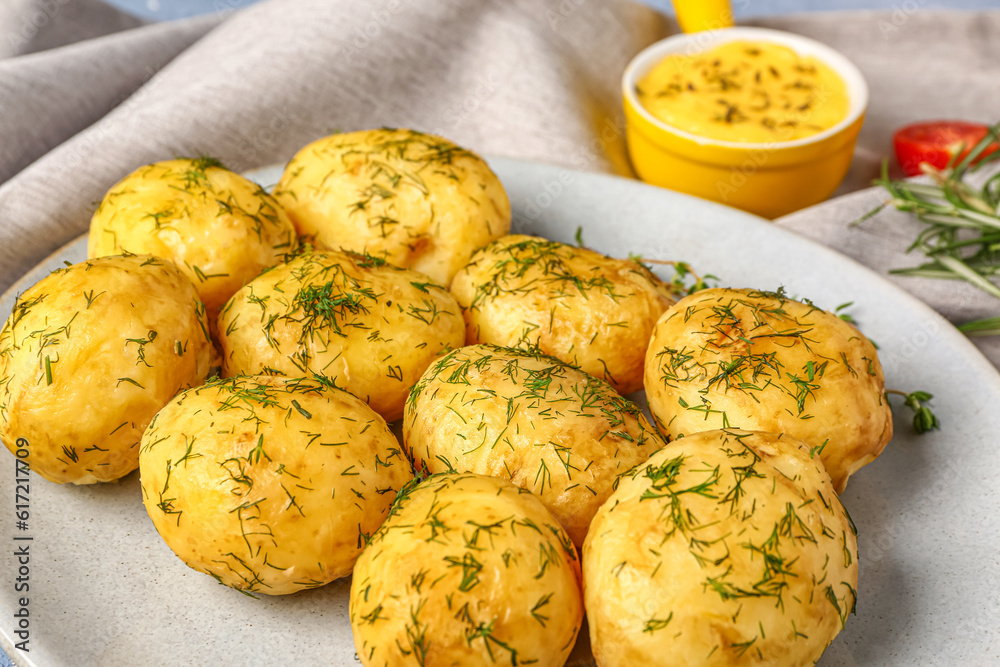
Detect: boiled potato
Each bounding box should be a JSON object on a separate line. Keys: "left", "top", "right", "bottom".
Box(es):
{"left": 450, "top": 235, "right": 676, "bottom": 395}
{"left": 273, "top": 128, "right": 510, "bottom": 285}
{"left": 88, "top": 157, "right": 298, "bottom": 319}
{"left": 218, "top": 249, "right": 465, "bottom": 422}
{"left": 139, "top": 375, "right": 411, "bottom": 595}
{"left": 584, "top": 429, "right": 858, "bottom": 667}
{"left": 350, "top": 473, "right": 583, "bottom": 666}
{"left": 0, "top": 254, "right": 215, "bottom": 484}
{"left": 644, "top": 287, "right": 891, "bottom": 492}
{"left": 404, "top": 344, "right": 664, "bottom": 546}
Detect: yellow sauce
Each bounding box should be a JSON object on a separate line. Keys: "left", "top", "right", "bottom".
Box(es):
{"left": 636, "top": 40, "right": 849, "bottom": 143}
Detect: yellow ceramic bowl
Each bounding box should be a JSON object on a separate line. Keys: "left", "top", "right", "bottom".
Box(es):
{"left": 622, "top": 27, "right": 868, "bottom": 219}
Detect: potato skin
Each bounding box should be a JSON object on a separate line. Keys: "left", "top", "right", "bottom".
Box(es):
{"left": 139, "top": 375, "right": 412, "bottom": 595}
{"left": 88, "top": 158, "right": 298, "bottom": 318}
{"left": 450, "top": 235, "right": 676, "bottom": 395}
{"left": 218, "top": 249, "right": 465, "bottom": 422}
{"left": 350, "top": 473, "right": 583, "bottom": 667}
{"left": 273, "top": 128, "right": 510, "bottom": 285}
{"left": 583, "top": 429, "right": 858, "bottom": 667}
{"left": 0, "top": 254, "right": 215, "bottom": 484}
{"left": 404, "top": 344, "right": 664, "bottom": 547}
{"left": 644, "top": 288, "right": 892, "bottom": 492}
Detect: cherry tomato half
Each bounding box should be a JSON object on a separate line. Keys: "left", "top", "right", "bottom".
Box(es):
{"left": 893, "top": 121, "right": 998, "bottom": 176}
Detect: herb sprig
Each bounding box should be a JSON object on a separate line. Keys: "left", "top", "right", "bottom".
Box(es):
{"left": 629, "top": 255, "right": 718, "bottom": 297}
{"left": 857, "top": 122, "right": 1000, "bottom": 335}
{"left": 886, "top": 390, "right": 940, "bottom": 435}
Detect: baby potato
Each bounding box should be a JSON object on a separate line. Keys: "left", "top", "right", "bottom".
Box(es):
{"left": 450, "top": 235, "right": 676, "bottom": 395}
{"left": 350, "top": 473, "right": 583, "bottom": 667}
{"left": 88, "top": 157, "right": 298, "bottom": 319}
{"left": 273, "top": 128, "right": 510, "bottom": 285}
{"left": 218, "top": 249, "right": 464, "bottom": 422}
{"left": 139, "top": 375, "right": 412, "bottom": 595}
{"left": 0, "top": 254, "right": 215, "bottom": 484}
{"left": 404, "top": 344, "right": 664, "bottom": 547}
{"left": 644, "top": 287, "right": 892, "bottom": 492}
{"left": 584, "top": 429, "right": 858, "bottom": 667}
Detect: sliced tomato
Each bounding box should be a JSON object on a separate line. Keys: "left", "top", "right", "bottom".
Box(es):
{"left": 893, "top": 121, "right": 998, "bottom": 177}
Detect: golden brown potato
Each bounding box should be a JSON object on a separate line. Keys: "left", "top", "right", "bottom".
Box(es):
{"left": 350, "top": 473, "right": 583, "bottom": 666}
{"left": 88, "top": 157, "right": 298, "bottom": 319}
{"left": 217, "top": 249, "right": 464, "bottom": 422}
{"left": 404, "top": 344, "right": 664, "bottom": 547}
{"left": 0, "top": 254, "right": 215, "bottom": 484}
{"left": 273, "top": 128, "right": 510, "bottom": 285}
{"left": 584, "top": 429, "right": 858, "bottom": 667}
{"left": 644, "top": 287, "right": 891, "bottom": 492}
{"left": 139, "top": 375, "right": 412, "bottom": 595}
{"left": 450, "top": 235, "right": 676, "bottom": 395}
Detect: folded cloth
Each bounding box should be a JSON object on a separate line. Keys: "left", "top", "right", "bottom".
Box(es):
{"left": 0, "top": 0, "right": 665, "bottom": 292}
{"left": 0, "top": 0, "right": 996, "bottom": 371}
{"left": 0, "top": 0, "right": 142, "bottom": 58}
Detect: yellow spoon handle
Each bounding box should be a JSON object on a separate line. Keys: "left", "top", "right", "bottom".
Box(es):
{"left": 671, "top": 0, "right": 734, "bottom": 33}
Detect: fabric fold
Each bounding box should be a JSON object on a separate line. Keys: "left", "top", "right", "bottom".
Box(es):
{"left": 0, "top": 0, "right": 143, "bottom": 59}
{"left": 0, "top": 0, "right": 667, "bottom": 293}
{"left": 0, "top": 14, "right": 219, "bottom": 183}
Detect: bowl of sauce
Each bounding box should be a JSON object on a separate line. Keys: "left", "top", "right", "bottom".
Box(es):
{"left": 622, "top": 28, "right": 868, "bottom": 219}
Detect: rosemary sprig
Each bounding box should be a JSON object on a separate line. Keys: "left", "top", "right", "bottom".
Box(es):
{"left": 958, "top": 317, "right": 1000, "bottom": 337}
{"left": 859, "top": 122, "right": 1000, "bottom": 335}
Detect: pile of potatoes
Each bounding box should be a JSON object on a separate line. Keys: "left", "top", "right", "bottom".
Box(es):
{"left": 0, "top": 128, "right": 893, "bottom": 666}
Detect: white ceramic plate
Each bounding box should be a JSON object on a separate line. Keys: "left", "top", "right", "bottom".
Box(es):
{"left": 1, "top": 158, "right": 999, "bottom": 666}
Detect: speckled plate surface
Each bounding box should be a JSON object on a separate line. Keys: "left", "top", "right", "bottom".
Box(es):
{"left": 1, "top": 158, "right": 999, "bottom": 666}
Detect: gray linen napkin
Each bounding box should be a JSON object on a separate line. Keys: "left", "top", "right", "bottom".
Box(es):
{"left": 0, "top": 0, "right": 666, "bottom": 289}
{"left": 0, "top": 0, "right": 142, "bottom": 59}
{"left": 0, "top": 0, "right": 996, "bottom": 370}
